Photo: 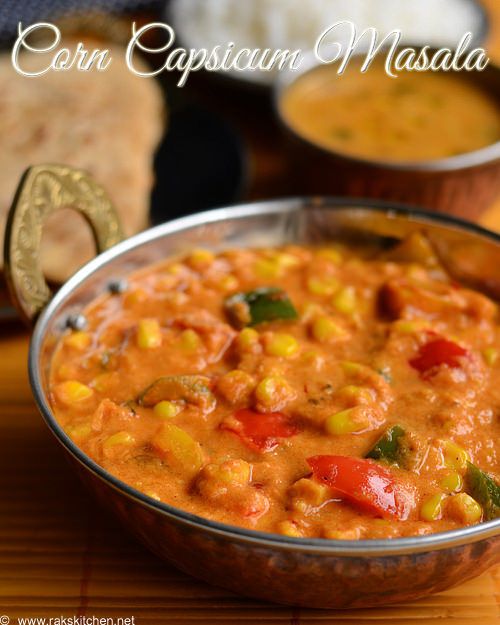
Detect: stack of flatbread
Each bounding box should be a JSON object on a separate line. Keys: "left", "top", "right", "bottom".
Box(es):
{"left": 0, "top": 40, "right": 165, "bottom": 282}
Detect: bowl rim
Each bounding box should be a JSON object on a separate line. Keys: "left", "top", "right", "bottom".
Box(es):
{"left": 30, "top": 197, "right": 500, "bottom": 557}
{"left": 273, "top": 48, "right": 500, "bottom": 173}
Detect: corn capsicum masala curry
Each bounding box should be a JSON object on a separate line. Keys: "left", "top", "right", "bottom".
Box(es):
{"left": 50, "top": 234, "right": 500, "bottom": 540}
{"left": 280, "top": 59, "right": 500, "bottom": 163}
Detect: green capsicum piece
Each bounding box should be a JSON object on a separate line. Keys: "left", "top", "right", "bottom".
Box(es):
{"left": 465, "top": 462, "right": 500, "bottom": 521}
{"left": 366, "top": 424, "right": 406, "bottom": 466}
{"left": 225, "top": 287, "right": 298, "bottom": 328}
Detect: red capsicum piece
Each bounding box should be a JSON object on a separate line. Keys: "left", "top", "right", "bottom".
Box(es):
{"left": 223, "top": 408, "right": 299, "bottom": 452}
{"left": 410, "top": 337, "right": 468, "bottom": 375}
{"left": 307, "top": 455, "right": 409, "bottom": 519}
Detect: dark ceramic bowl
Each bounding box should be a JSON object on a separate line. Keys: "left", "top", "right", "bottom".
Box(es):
{"left": 5, "top": 166, "right": 500, "bottom": 609}
{"left": 274, "top": 51, "right": 500, "bottom": 220}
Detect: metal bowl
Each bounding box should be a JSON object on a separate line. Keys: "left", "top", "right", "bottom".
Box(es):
{"left": 5, "top": 165, "right": 500, "bottom": 609}
{"left": 274, "top": 49, "right": 500, "bottom": 220}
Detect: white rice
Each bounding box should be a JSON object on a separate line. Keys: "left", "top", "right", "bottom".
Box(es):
{"left": 169, "top": 0, "right": 485, "bottom": 84}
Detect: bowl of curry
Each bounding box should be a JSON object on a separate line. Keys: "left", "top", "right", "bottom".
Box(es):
{"left": 5, "top": 165, "right": 499, "bottom": 608}
{"left": 275, "top": 50, "right": 500, "bottom": 220}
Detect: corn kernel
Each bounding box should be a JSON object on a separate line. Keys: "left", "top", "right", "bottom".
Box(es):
{"left": 372, "top": 519, "right": 391, "bottom": 528}
{"left": 420, "top": 493, "right": 446, "bottom": 521}
{"left": 156, "top": 273, "right": 181, "bottom": 291}
{"left": 103, "top": 430, "right": 135, "bottom": 449}
{"left": 216, "top": 459, "right": 252, "bottom": 485}
{"left": 152, "top": 423, "right": 204, "bottom": 475}
{"left": 236, "top": 328, "right": 259, "bottom": 351}
{"left": 255, "top": 376, "right": 295, "bottom": 411}
{"left": 307, "top": 276, "right": 339, "bottom": 296}
{"left": 440, "top": 471, "right": 463, "bottom": 494}
{"left": 277, "top": 520, "right": 302, "bottom": 537}
{"left": 64, "top": 331, "right": 91, "bottom": 351}
{"left": 167, "top": 263, "right": 185, "bottom": 275}
{"left": 316, "top": 247, "right": 343, "bottom": 264}
{"left": 324, "top": 408, "right": 367, "bottom": 435}
{"left": 324, "top": 527, "right": 362, "bottom": 540}
{"left": 393, "top": 320, "right": 418, "bottom": 333}
{"left": 137, "top": 318, "right": 162, "bottom": 349}
{"left": 482, "top": 347, "right": 498, "bottom": 366}
{"left": 154, "top": 400, "right": 182, "bottom": 419}
{"left": 291, "top": 500, "right": 308, "bottom": 514}
{"left": 254, "top": 258, "right": 282, "bottom": 279}
{"left": 290, "top": 478, "right": 330, "bottom": 511}
{"left": 166, "top": 292, "right": 189, "bottom": 306}
{"left": 263, "top": 333, "right": 299, "bottom": 357}
{"left": 123, "top": 288, "right": 148, "bottom": 308}
{"left": 255, "top": 376, "right": 284, "bottom": 403}
{"left": 406, "top": 264, "right": 428, "bottom": 281}
{"left": 268, "top": 251, "right": 301, "bottom": 269}
{"left": 340, "top": 361, "right": 364, "bottom": 375}
{"left": 66, "top": 423, "right": 92, "bottom": 439}
{"left": 188, "top": 248, "right": 215, "bottom": 268}
{"left": 393, "top": 319, "right": 430, "bottom": 334}
{"left": 335, "top": 385, "right": 374, "bottom": 406}
{"left": 332, "top": 286, "right": 357, "bottom": 314}
{"left": 447, "top": 493, "right": 482, "bottom": 524}
{"left": 441, "top": 440, "right": 469, "bottom": 471}
{"left": 179, "top": 329, "right": 201, "bottom": 351}
{"left": 218, "top": 274, "right": 239, "bottom": 291}
{"left": 55, "top": 380, "right": 94, "bottom": 404}
{"left": 311, "top": 316, "right": 347, "bottom": 343}
{"left": 145, "top": 491, "right": 161, "bottom": 501}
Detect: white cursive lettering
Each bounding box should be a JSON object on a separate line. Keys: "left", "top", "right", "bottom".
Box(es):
{"left": 11, "top": 20, "right": 490, "bottom": 84}
{"left": 126, "top": 22, "right": 301, "bottom": 87}
{"left": 12, "top": 22, "right": 111, "bottom": 77}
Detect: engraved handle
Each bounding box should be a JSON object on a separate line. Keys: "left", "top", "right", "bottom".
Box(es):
{"left": 4, "top": 164, "right": 124, "bottom": 324}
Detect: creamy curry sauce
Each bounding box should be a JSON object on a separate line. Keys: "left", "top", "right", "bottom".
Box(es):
{"left": 50, "top": 236, "right": 500, "bottom": 539}
{"left": 281, "top": 60, "right": 500, "bottom": 162}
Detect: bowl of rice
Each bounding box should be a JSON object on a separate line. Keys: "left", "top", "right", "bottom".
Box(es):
{"left": 168, "top": 0, "right": 488, "bottom": 87}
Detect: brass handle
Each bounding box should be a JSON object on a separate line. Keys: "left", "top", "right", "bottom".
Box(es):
{"left": 4, "top": 164, "right": 124, "bottom": 325}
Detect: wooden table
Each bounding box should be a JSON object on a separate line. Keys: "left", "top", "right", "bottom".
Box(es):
{"left": 1, "top": 3, "right": 500, "bottom": 622}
